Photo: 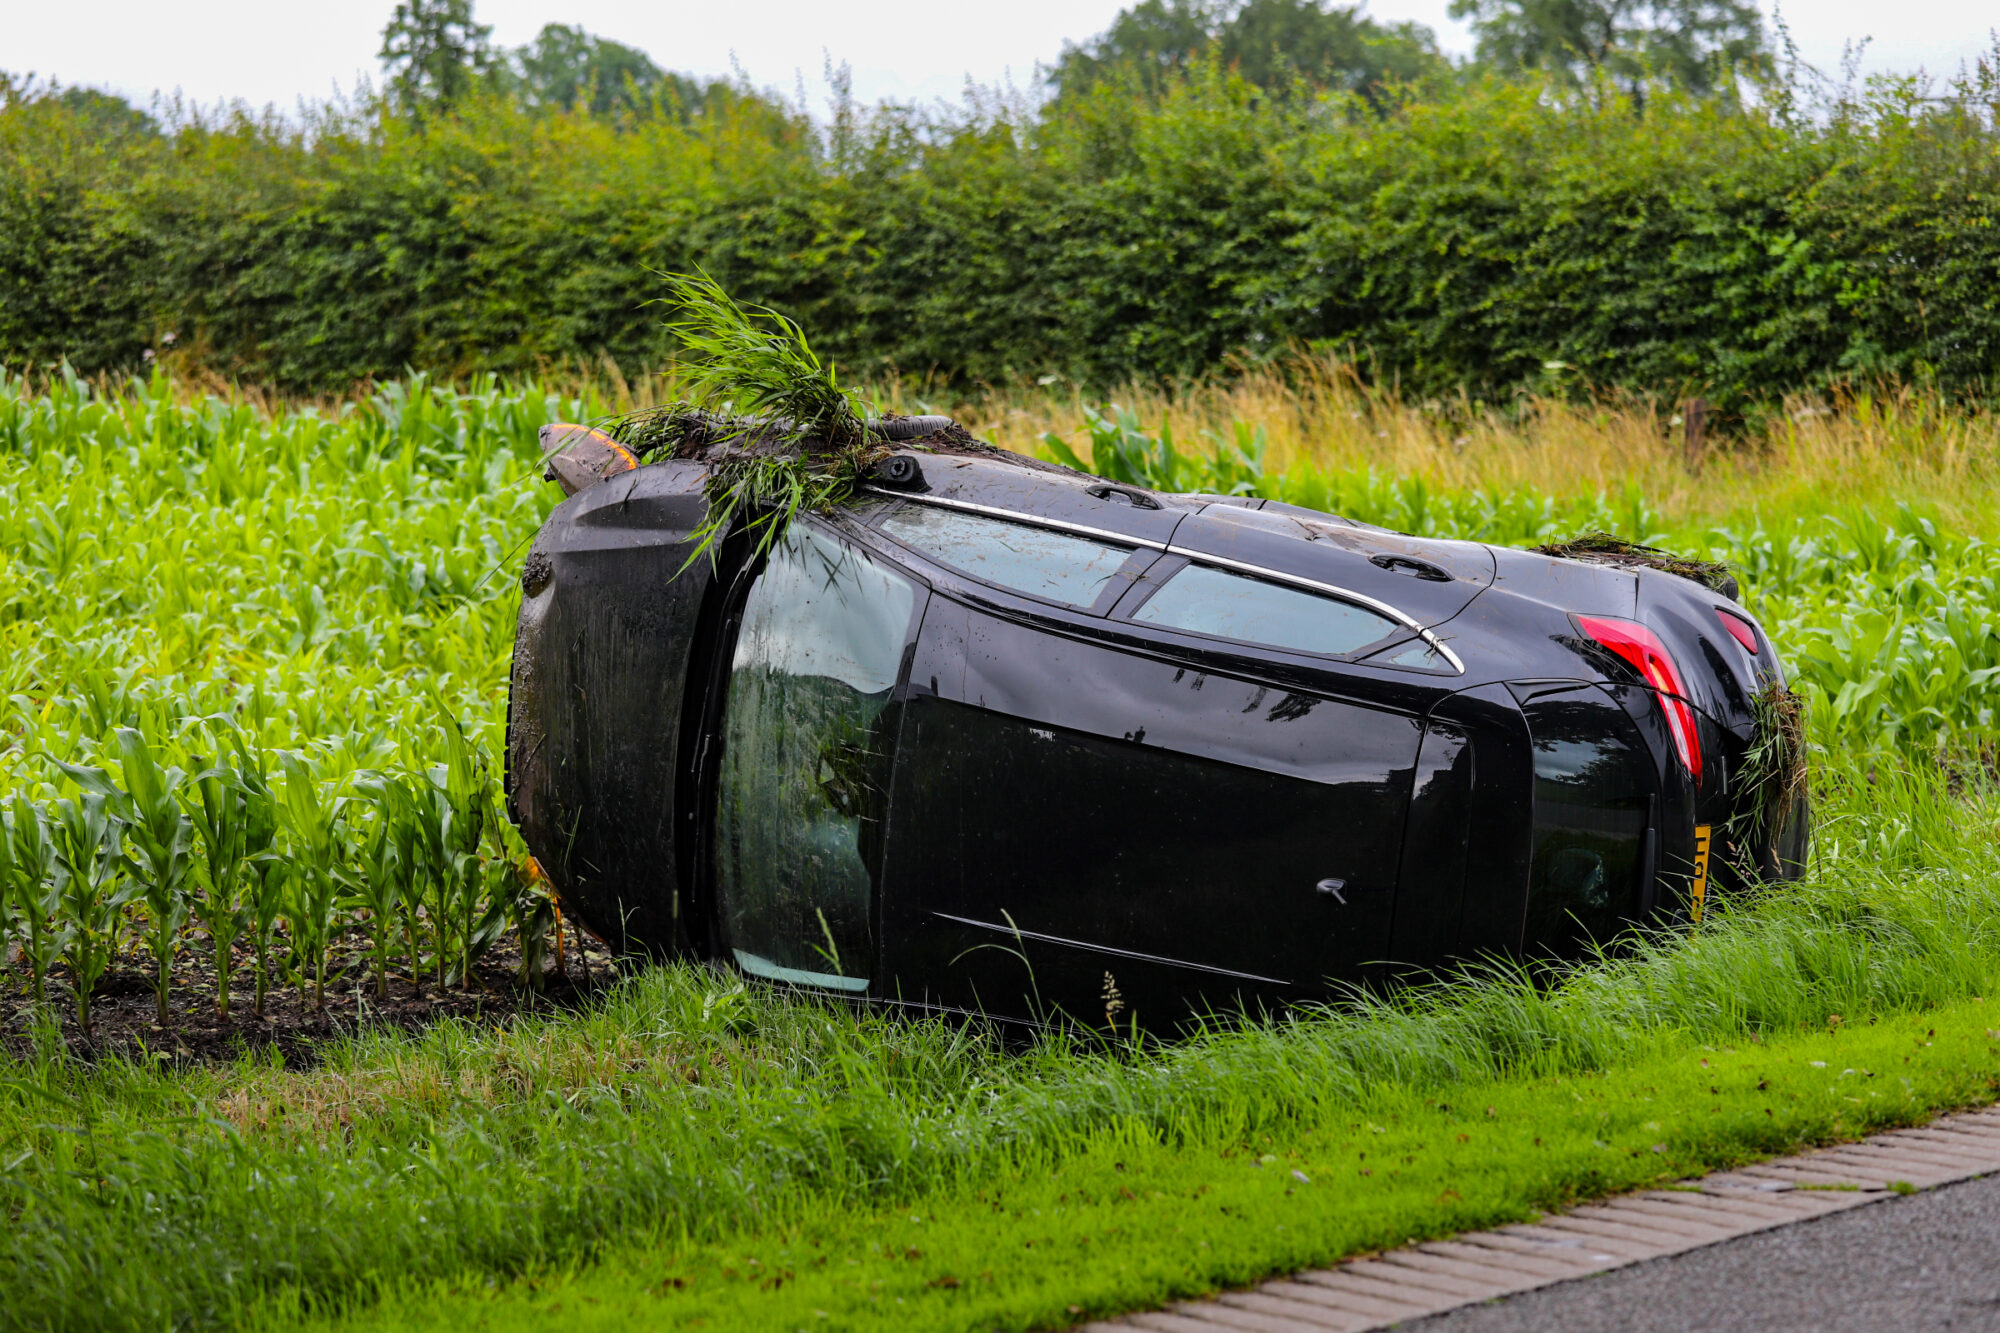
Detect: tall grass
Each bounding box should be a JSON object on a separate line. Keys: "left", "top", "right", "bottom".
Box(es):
{"left": 972, "top": 360, "right": 2000, "bottom": 528}
{"left": 0, "top": 752, "right": 1994, "bottom": 1332}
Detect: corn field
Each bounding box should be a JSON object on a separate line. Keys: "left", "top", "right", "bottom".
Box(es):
{"left": 0, "top": 368, "right": 577, "bottom": 1035}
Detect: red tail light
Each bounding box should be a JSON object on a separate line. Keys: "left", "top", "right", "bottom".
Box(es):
{"left": 1575, "top": 614, "right": 1704, "bottom": 783}
{"left": 1715, "top": 608, "right": 1760, "bottom": 654}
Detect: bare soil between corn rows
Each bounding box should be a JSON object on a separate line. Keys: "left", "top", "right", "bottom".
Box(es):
{"left": 0, "top": 934, "right": 625, "bottom": 1068}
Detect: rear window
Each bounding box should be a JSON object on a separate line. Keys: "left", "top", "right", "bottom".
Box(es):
{"left": 879, "top": 504, "right": 1132, "bottom": 607}
{"left": 1132, "top": 563, "right": 1399, "bottom": 657}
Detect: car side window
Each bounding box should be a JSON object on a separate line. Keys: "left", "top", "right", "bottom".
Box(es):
{"left": 1130, "top": 562, "right": 1400, "bottom": 657}
{"left": 879, "top": 504, "right": 1133, "bottom": 608}
{"left": 714, "top": 522, "right": 918, "bottom": 994}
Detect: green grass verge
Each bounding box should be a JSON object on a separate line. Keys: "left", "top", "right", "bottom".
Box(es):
{"left": 326, "top": 1002, "right": 2000, "bottom": 1332}
{"left": 5, "top": 756, "right": 1999, "bottom": 1333}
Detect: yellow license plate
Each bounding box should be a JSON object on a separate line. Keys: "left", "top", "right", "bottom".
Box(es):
{"left": 1691, "top": 824, "right": 1712, "bottom": 923}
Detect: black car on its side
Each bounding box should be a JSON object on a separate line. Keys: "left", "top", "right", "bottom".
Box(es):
{"left": 507, "top": 421, "right": 1806, "bottom": 1030}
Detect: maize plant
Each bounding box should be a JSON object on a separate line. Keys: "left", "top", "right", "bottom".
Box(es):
{"left": 2, "top": 794, "right": 65, "bottom": 1009}
{"left": 347, "top": 787, "right": 405, "bottom": 999}
{"left": 233, "top": 749, "right": 287, "bottom": 1017}
{"left": 436, "top": 720, "right": 507, "bottom": 988}
{"left": 276, "top": 752, "right": 349, "bottom": 1010}
{"left": 71, "top": 729, "right": 198, "bottom": 1026}
{"left": 379, "top": 775, "right": 432, "bottom": 996}
{"left": 402, "top": 776, "right": 455, "bottom": 991}
{"left": 187, "top": 761, "right": 252, "bottom": 1016}
{"left": 0, "top": 802, "right": 18, "bottom": 997}
{"left": 49, "top": 793, "right": 128, "bottom": 1034}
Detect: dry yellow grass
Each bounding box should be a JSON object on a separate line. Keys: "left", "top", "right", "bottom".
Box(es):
{"left": 935, "top": 359, "right": 2000, "bottom": 529}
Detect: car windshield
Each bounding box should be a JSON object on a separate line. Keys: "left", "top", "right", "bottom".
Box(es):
{"left": 879, "top": 504, "right": 1132, "bottom": 607}
{"left": 1132, "top": 562, "right": 1399, "bottom": 657}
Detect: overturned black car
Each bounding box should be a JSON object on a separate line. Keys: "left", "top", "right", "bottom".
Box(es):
{"left": 507, "top": 419, "right": 1807, "bottom": 1030}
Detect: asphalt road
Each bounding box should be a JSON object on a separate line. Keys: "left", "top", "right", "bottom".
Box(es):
{"left": 1398, "top": 1174, "right": 2000, "bottom": 1333}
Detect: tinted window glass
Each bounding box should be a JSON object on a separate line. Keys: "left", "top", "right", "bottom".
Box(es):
{"left": 1133, "top": 563, "right": 1398, "bottom": 656}
{"left": 715, "top": 523, "right": 917, "bottom": 993}
{"left": 1519, "top": 688, "right": 1653, "bottom": 959}
{"left": 880, "top": 504, "right": 1131, "bottom": 607}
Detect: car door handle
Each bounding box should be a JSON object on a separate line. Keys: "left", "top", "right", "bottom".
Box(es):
{"left": 1369, "top": 553, "right": 1452, "bottom": 582}
{"left": 1087, "top": 483, "right": 1162, "bottom": 510}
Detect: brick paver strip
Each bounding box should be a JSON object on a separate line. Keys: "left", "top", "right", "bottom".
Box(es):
{"left": 1412, "top": 1238, "right": 1598, "bottom": 1279}
{"left": 1125, "top": 1312, "right": 1249, "bottom": 1333}
{"left": 1814, "top": 1139, "right": 1978, "bottom": 1166}
{"left": 1734, "top": 1162, "right": 1886, "bottom": 1187}
{"left": 1826, "top": 1141, "right": 1993, "bottom": 1171}
{"left": 1079, "top": 1106, "right": 2000, "bottom": 1332}
{"left": 1257, "top": 1278, "right": 1425, "bottom": 1322}
{"left": 1865, "top": 1128, "right": 2000, "bottom": 1155}
{"left": 1176, "top": 1297, "right": 1321, "bottom": 1332}
{"left": 1575, "top": 1201, "right": 1746, "bottom": 1241}
{"left": 1900, "top": 1127, "right": 2000, "bottom": 1152}
{"left": 1213, "top": 1290, "right": 1364, "bottom": 1328}
{"left": 1497, "top": 1221, "right": 1662, "bottom": 1258}
{"left": 1371, "top": 1249, "right": 1546, "bottom": 1290}
{"left": 1295, "top": 1268, "right": 1460, "bottom": 1313}
{"left": 1528, "top": 1211, "right": 1717, "bottom": 1249}
{"left": 1339, "top": 1260, "right": 1496, "bottom": 1299}
{"left": 1447, "top": 1230, "right": 1621, "bottom": 1265}
{"left": 1638, "top": 1187, "right": 1815, "bottom": 1215}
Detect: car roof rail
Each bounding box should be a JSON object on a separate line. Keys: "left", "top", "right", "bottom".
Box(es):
{"left": 867, "top": 414, "right": 956, "bottom": 441}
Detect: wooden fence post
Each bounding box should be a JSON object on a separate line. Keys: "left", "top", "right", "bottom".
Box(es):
{"left": 1682, "top": 397, "right": 1709, "bottom": 469}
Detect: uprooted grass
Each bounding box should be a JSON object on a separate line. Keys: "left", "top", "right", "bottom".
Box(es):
{"left": 1532, "top": 531, "right": 1738, "bottom": 596}
{"left": 1731, "top": 681, "right": 1811, "bottom": 865}
{"left": 2, "top": 753, "right": 1997, "bottom": 1333}
{"left": 603, "top": 272, "right": 882, "bottom": 565}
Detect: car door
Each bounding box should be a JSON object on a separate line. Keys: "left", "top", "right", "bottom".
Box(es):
{"left": 872, "top": 499, "right": 1436, "bottom": 1031}
{"left": 703, "top": 518, "right": 927, "bottom": 995}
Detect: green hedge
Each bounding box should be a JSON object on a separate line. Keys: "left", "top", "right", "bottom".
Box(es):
{"left": 4, "top": 73, "right": 1997, "bottom": 397}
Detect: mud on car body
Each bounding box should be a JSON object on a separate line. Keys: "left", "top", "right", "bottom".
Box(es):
{"left": 506, "top": 423, "right": 1807, "bottom": 1031}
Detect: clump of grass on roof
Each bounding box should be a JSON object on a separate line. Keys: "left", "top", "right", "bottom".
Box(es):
{"left": 1730, "top": 679, "right": 1810, "bottom": 872}
{"left": 604, "top": 271, "right": 884, "bottom": 565}
{"left": 1534, "top": 531, "right": 1738, "bottom": 596}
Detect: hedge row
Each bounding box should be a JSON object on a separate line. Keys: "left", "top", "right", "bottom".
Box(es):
{"left": 4, "top": 72, "right": 1998, "bottom": 398}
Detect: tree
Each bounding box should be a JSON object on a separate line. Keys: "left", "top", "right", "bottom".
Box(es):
{"left": 1049, "top": 0, "right": 1440, "bottom": 102}
{"left": 1221, "top": 0, "right": 1440, "bottom": 98}
{"left": 514, "top": 23, "right": 700, "bottom": 116}
{"left": 1448, "top": 0, "right": 1766, "bottom": 99}
{"left": 379, "top": 0, "right": 497, "bottom": 114}
{"left": 54, "top": 87, "right": 159, "bottom": 139}
{"left": 1049, "top": 0, "right": 1220, "bottom": 99}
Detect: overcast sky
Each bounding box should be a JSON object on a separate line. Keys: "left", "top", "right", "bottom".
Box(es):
{"left": 7, "top": 1, "right": 1996, "bottom": 115}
